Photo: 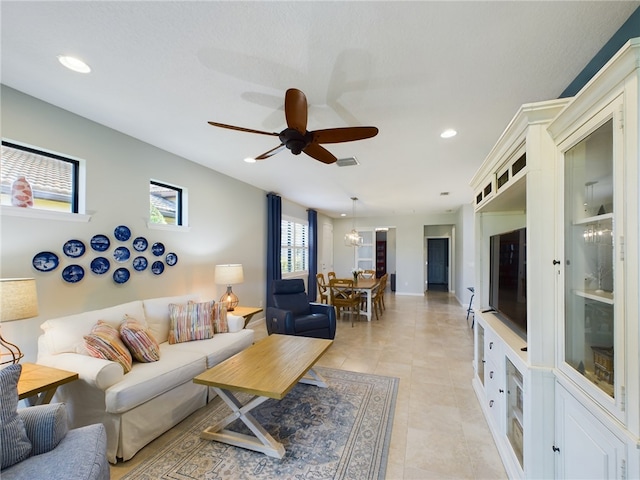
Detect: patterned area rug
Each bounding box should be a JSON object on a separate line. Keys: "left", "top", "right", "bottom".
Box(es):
{"left": 123, "top": 367, "right": 398, "bottom": 480}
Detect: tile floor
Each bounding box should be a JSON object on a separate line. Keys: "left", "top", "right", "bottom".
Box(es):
{"left": 111, "top": 290, "right": 506, "bottom": 480}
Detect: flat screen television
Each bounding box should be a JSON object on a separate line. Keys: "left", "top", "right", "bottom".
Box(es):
{"left": 489, "top": 227, "right": 527, "bottom": 339}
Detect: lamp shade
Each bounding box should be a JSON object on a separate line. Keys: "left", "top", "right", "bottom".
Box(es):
{"left": 215, "top": 264, "right": 244, "bottom": 285}
{"left": 0, "top": 278, "right": 39, "bottom": 322}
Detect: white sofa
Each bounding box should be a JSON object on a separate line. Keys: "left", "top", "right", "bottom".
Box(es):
{"left": 36, "top": 294, "right": 255, "bottom": 463}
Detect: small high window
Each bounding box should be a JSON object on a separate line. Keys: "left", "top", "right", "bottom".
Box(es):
{"left": 1, "top": 141, "right": 80, "bottom": 213}
{"left": 149, "top": 180, "right": 183, "bottom": 226}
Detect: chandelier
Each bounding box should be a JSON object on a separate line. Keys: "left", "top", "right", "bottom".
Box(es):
{"left": 344, "top": 197, "right": 363, "bottom": 247}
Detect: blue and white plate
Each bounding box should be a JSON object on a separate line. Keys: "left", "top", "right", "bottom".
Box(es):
{"left": 113, "top": 246, "right": 130, "bottom": 263}
{"left": 32, "top": 251, "right": 59, "bottom": 272}
{"left": 63, "top": 239, "right": 85, "bottom": 258}
{"left": 62, "top": 265, "right": 84, "bottom": 283}
{"left": 90, "top": 257, "right": 110, "bottom": 275}
{"left": 113, "top": 268, "right": 130, "bottom": 284}
{"left": 165, "top": 252, "right": 178, "bottom": 266}
{"left": 132, "top": 256, "right": 148, "bottom": 271}
{"left": 114, "top": 225, "right": 131, "bottom": 242}
{"left": 90, "top": 234, "right": 110, "bottom": 252}
{"left": 151, "top": 242, "right": 165, "bottom": 257}
{"left": 151, "top": 261, "right": 164, "bottom": 275}
{"left": 132, "top": 236, "right": 148, "bottom": 252}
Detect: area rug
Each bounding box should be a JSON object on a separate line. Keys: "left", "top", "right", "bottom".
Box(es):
{"left": 123, "top": 367, "right": 398, "bottom": 480}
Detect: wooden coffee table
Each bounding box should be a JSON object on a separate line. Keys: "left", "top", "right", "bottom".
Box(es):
{"left": 193, "top": 334, "right": 332, "bottom": 458}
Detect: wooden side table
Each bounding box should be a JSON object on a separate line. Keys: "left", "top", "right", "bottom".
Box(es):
{"left": 230, "top": 306, "right": 263, "bottom": 327}
{"left": 18, "top": 362, "right": 79, "bottom": 406}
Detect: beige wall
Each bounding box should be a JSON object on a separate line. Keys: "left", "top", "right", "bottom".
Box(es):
{"left": 1, "top": 86, "right": 267, "bottom": 362}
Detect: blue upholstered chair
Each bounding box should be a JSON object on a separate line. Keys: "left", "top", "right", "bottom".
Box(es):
{"left": 266, "top": 279, "right": 336, "bottom": 339}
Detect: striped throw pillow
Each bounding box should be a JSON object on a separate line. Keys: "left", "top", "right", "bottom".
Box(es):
{"left": 120, "top": 315, "right": 161, "bottom": 362}
{"left": 0, "top": 364, "right": 32, "bottom": 469}
{"left": 213, "top": 301, "right": 229, "bottom": 333}
{"left": 168, "top": 301, "right": 215, "bottom": 344}
{"left": 84, "top": 321, "right": 133, "bottom": 373}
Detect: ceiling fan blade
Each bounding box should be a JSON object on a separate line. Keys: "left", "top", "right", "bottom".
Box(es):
{"left": 284, "top": 88, "right": 308, "bottom": 133}
{"left": 303, "top": 143, "right": 337, "bottom": 164}
{"left": 208, "top": 121, "right": 279, "bottom": 137}
{"left": 312, "top": 126, "right": 379, "bottom": 144}
{"left": 254, "top": 144, "right": 286, "bottom": 160}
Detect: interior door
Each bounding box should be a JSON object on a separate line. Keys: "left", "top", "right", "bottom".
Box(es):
{"left": 427, "top": 238, "right": 449, "bottom": 289}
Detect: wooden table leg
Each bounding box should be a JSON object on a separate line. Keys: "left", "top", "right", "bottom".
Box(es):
{"left": 201, "top": 388, "right": 286, "bottom": 458}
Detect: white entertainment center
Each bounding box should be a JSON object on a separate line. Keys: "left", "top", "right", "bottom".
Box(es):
{"left": 470, "top": 39, "right": 640, "bottom": 479}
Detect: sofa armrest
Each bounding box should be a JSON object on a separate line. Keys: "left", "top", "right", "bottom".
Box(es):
{"left": 18, "top": 403, "right": 69, "bottom": 456}
{"left": 310, "top": 303, "right": 337, "bottom": 338}
{"left": 226, "top": 314, "right": 244, "bottom": 333}
{"left": 38, "top": 353, "right": 123, "bottom": 390}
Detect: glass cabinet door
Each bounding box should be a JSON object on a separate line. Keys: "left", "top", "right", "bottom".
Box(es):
{"left": 563, "top": 118, "right": 616, "bottom": 400}
{"left": 506, "top": 358, "right": 524, "bottom": 468}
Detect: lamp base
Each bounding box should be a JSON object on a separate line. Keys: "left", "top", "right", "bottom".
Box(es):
{"left": 220, "top": 285, "right": 239, "bottom": 311}
{"left": 0, "top": 330, "right": 24, "bottom": 366}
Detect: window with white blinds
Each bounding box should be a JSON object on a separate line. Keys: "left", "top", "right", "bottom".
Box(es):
{"left": 281, "top": 217, "right": 309, "bottom": 274}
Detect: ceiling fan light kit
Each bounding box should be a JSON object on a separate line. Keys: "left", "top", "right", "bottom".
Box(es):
{"left": 208, "top": 88, "right": 378, "bottom": 165}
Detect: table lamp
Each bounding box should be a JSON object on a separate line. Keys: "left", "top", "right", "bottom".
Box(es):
{"left": 215, "top": 264, "right": 244, "bottom": 311}
{"left": 0, "top": 278, "right": 39, "bottom": 365}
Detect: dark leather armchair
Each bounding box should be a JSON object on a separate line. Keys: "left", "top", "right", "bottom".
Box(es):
{"left": 266, "top": 279, "right": 336, "bottom": 339}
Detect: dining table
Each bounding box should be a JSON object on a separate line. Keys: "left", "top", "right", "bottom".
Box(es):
{"left": 350, "top": 277, "right": 381, "bottom": 322}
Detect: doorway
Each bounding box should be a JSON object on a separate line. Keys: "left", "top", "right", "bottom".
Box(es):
{"left": 426, "top": 237, "right": 449, "bottom": 291}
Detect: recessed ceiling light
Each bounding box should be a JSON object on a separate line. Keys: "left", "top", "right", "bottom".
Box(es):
{"left": 243, "top": 157, "right": 256, "bottom": 163}
{"left": 440, "top": 129, "right": 457, "bottom": 139}
{"left": 440, "top": 191, "right": 450, "bottom": 196}
{"left": 57, "top": 55, "right": 91, "bottom": 73}
{"left": 340, "top": 213, "right": 347, "bottom": 217}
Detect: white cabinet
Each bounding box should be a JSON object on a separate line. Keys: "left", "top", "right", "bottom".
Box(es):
{"left": 555, "top": 382, "right": 627, "bottom": 480}
{"left": 548, "top": 37, "right": 640, "bottom": 480}
{"left": 471, "top": 38, "right": 640, "bottom": 479}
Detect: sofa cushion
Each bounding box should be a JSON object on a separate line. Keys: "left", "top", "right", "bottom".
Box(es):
{"left": 104, "top": 346, "right": 205, "bottom": 413}
{"left": 19, "top": 403, "right": 68, "bottom": 456}
{"left": 171, "top": 329, "right": 255, "bottom": 368}
{"left": 40, "top": 301, "right": 145, "bottom": 355}
{"left": 119, "top": 315, "right": 160, "bottom": 363}
{"left": 168, "top": 301, "right": 215, "bottom": 344}
{"left": 84, "top": 321, "right": 133, "bottom": 374}
{"left": 142, "top": 295, "right": 199, "bottom": 344}
{"left": 0, "top": 364, "right": 32, "bottom": 469}
{"left": 294, "top": 313, "right": 331, "bottom": 333}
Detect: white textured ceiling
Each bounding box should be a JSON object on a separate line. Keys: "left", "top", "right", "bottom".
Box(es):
{"left": 1, "top": 1, "right": 638, "bottom": 218}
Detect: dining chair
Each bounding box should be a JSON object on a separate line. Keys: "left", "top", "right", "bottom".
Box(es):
{"left": 329, "top": 278, "right": 362, "bottom": 327}
{"left": 372, "top": 273, "right": 388, "bottom": 319}
{"left": 316, "top": 273, "right": 329, "bottom": 304}
{"left": 359, "top": 269, "right": 376, "bottom": 279}
{"left": 327, "top": 271, "right": 337, "bottom": 282}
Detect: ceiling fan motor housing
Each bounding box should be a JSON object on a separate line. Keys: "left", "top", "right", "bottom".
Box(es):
{"left": 279, "top": 128, "right": 312, "bottom": 155}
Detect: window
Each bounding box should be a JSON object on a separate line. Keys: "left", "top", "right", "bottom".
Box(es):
{"left": 1, "top": 141, "right": 80, "bottom": 213}
{"left": 281, "top": 217, "right": 309, "bottom": 274}
{"left": 149, "top": 180, "right": 182, "bottom": 226}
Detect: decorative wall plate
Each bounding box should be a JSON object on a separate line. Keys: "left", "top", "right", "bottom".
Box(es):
{"left": 113, "top": 246, "right": 131, "bottom": 263}
{"left": 151, "top": 242, "right": 165, "bottom": 256}
{"left": 113, "top": 268, "right": 130, "bottom": 284}
{"left": 132, "top": 236, "right": 148, "bottom": 252}
{"left": 62, "top": 265, "right": 84, "bottom": 283}
{"left": 90, "top": 234, "right": 110, "bottom": 252}
{"left": 90, "top": 257, "right": 110, "bottom": 275}
{"left": 63, "top": 239, "right": 85, "bottom": 258}
{"left": 132, "top": 256, "right": 148, "bottom": 271}
{"left": 165, "top": 253, "right": 178, "bottom": 266}
{"left": 151, "top": 261, "right": 164, "bottom": 275}
{"left": 114, "top": 225, "right": 131, "bottom": 242}
{"left": 32, "top": 251, "right": 59, "bottom": 272}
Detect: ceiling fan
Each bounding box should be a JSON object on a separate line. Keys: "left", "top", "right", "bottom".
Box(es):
{"left": 208, "top": 88, "right": 378, "bottom": 164}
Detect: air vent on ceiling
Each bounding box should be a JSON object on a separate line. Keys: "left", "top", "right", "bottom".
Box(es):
{"left": 336, "top": 156, "right": 360, "bottom": 167}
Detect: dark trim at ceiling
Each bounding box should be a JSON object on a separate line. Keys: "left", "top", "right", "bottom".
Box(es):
{"left": 560, "top": 6, "right": 640, "bottom": 98}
